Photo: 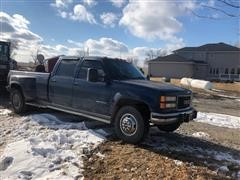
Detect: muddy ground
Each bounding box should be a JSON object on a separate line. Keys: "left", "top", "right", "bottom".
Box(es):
{"left": 0, "top": 86, "right": 240, "bottom": 179}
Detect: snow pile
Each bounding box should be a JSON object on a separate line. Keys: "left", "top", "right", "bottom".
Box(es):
{"left": 192, "top": 132, "right": 210, "bottom": 139}
{"left": 180, "top": 78, "right": 213, "bottom": 90}
{"left": 0, "top": 109, "right": 12, "bottom": 116}
{"left": 180, "top": 78, "right": 192, "bottom": 87}
{"left": 190, "top": 79, "right": 213, "bottom": 90}
{"left": 195, "top": 112, "right": 240, "bottom": 129}
{"left": 0, "top": 113, "right": 107, "bottom": 179}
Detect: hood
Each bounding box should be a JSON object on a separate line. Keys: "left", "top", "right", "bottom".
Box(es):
{"left": 116, "top": 79, "right": 191, "bottom": 94}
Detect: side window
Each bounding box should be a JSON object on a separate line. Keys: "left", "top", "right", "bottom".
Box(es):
{"left": 56, "top": 59, "right": 78, "bottom": 77}
{"left": 231, "top": 68, "right": 235, "bottom": 74}
{"left": 78, "top": 60, "right": 105, "bottom": 80}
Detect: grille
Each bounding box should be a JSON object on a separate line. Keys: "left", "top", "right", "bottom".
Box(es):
{"left": 178, "top": 96, "right": 191, "bottom": 109}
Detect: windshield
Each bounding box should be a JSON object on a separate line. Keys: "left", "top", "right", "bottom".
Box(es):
{"left": 103, "top": 58, "right": 145, "bottom": 80}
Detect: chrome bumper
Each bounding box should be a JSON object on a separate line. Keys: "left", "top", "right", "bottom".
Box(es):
{"left": 150, "top": 109, "right": 197, "bottom": 125}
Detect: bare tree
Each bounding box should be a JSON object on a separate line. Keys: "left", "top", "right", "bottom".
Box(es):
{"left": 145, "top": 49, "right": 165, "bottom": 60}
{"left": 191, "top": 0, "right": 240, "bottom": 19}
{"left": 31, "top": 48, "right": 40, "bottom": 65}
{"left": 145, "top": 50, "right": 155, "bottom": 60}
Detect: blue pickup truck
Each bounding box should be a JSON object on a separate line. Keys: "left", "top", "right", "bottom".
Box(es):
{"left": 7, "top": 56, "right": 197, "bottom": 143}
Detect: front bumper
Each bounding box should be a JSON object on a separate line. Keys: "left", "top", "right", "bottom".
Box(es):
{"left": 150, "top": 108, "right": 197, "bottom": 125}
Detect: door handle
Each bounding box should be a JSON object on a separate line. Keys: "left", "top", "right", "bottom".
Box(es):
{"left": 73, "top": 82, "right": 78, "bottom": 86}
{"left": 51, "top": 79, "right": 56, "bottom": 82}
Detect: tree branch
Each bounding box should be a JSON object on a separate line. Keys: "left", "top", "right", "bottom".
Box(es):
{"left": 202, "top": 5, "right": 240, "bottom": 17}
{"left": 217, "top": 0, "right": 240, "bottom": 8}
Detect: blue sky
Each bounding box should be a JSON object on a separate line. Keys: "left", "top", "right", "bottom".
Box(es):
{"left": 0, "top": 0, "right": 239, "bottom": 63}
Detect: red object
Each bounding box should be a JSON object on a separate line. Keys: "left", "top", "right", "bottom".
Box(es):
{"left": 47, "top": 56, "right": 60, "bottom": 73}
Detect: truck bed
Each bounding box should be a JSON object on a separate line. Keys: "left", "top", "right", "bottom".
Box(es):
{"left": 8, "top": 70, "right": 50, "bottom": 101}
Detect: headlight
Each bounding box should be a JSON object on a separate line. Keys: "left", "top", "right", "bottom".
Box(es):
{"left": 166, "top": 103, "right": 176, "bottom": 108}
{"left": 166, "top": 96, "right": 176, "bottom": 102}
{"left": 160, "top": 96, "right": 177, "bottom": 109}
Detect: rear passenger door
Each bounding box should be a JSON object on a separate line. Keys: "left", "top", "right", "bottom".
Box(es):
{"left": 49, "top": 58, "right": 79, "bottom": 107}
{"left": 72, "top": 60, "right": 112, "bottom": 116}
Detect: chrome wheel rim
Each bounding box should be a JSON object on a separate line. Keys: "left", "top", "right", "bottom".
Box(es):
{"left": 120, "top": 113, "right": 138, "bottom": 136}
{"left": 13, "top": 93, "right": 21, "bottom": 109}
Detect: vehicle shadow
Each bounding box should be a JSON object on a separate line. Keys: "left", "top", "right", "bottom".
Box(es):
{"left": 137, "top": 127, "right": 240, "bottom": 177}
{"left": 0, "top": 86, "right": 10, "bottom": 109}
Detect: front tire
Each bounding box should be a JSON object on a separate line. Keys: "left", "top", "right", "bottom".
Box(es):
{"left": 157, "top": 122, "right": 181, "bottom": 132}
{"left": 10, "top": 89, "right": 26, "bottom": 113}
{"left": 114, "top": 106, "right": 149, "bottom": 144}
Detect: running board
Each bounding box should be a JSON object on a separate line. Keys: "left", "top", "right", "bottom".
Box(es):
{"left": 26, "top": 102, "right": 111, "bottom": 124}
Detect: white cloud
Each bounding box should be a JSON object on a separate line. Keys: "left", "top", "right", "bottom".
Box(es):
{"left": 0, "top": 12, "right": 43, "bottom": 61}
{"left": 83, "top": 0, "right": 97, "bottom": 7}
{"left": 109, "top": 0, "right": 126, "bottom": 8}
{"left": 67, "top": 39, "right": 83, "bottom": 47}
{"left": 84, "top": 37, "right": 129, "bottom": 57}
{"left": 40, "top": 44, "right": 85, "bottom": 58}
{"left": 51, "top": 0, "right": 73, "bottom": 9}
{"left": 51, "top": 1, "right": 96, "bottom": 24}
{"left": 100, "top": 12, "right": 118, "bottom": 28}
{"left": 69, "top": 4, "right": 96, "bottom": 24}
{"left": 0, "top": 12, "right": 185, "bottom": 65}
{"left": 119, "top": 0, "right": 196, "bottom": 41}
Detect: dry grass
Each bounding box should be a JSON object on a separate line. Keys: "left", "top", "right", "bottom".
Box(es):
{"left": 213, "top": 82, "right": 240, "bottom": 93}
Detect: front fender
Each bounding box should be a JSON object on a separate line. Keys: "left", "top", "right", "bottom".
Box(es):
{"left": 110, "top": 92, "right": 152, "bottom": 120}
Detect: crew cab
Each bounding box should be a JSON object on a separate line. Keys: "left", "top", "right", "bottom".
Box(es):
{"left": 7, "top": 56, "right": 197, "bottom": 143}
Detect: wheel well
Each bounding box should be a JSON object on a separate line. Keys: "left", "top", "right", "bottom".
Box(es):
{"left": 11, "top": 84, "right": 23, "bottom": 94}
{"left": 111, "top": 99, "right": 150, "bottom": 124}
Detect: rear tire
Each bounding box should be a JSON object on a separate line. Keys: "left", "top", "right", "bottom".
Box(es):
{"left": 157, "top": 122, "right": 181, "bottom": 132}
{"left": 10, "top": 89, "right": 26, "bottom": 113}
{"left": 114, "top": 106, "right": 149, "bottom": 144}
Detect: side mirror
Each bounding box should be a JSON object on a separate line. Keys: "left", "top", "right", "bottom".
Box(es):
{"left": 87, "top": 68, "right": 98, "bottom": 82}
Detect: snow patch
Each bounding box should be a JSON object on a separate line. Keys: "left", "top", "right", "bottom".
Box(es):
{"left": 26, "top": 113, "right": 88, "bottom": 130}
{"left": 0, "top": 113, "right": 107, "bottom": 179}
{"left": 0, "top": 109, "right": 12, "bottom": 116}
{"left": 192, "top": 132, "right": 210, "bottom": 139}
{"left": 218, "top": 166, "right": 229, "bottom": 173}
{"left": 195, "top": 112, "right": 240, "bottom": 129}
{"left": 173, "top": 160, "right": 183, "bottom": 166}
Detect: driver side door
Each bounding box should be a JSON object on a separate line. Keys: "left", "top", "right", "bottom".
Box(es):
{"left": 72, "top": 60, "right": 113, "bottom": 116}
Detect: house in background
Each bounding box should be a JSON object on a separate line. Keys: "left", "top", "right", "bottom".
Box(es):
{"left": 148, "top": 42, "right": 240, "bottom": 81}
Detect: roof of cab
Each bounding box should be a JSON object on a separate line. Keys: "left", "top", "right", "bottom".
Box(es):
{"left": 61, "top": 56, "right": 125, "bottom": 61}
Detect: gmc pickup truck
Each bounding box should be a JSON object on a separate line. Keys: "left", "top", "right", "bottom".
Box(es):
{"left": 7, "top": 56, "right": 197, "bottom": 143}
